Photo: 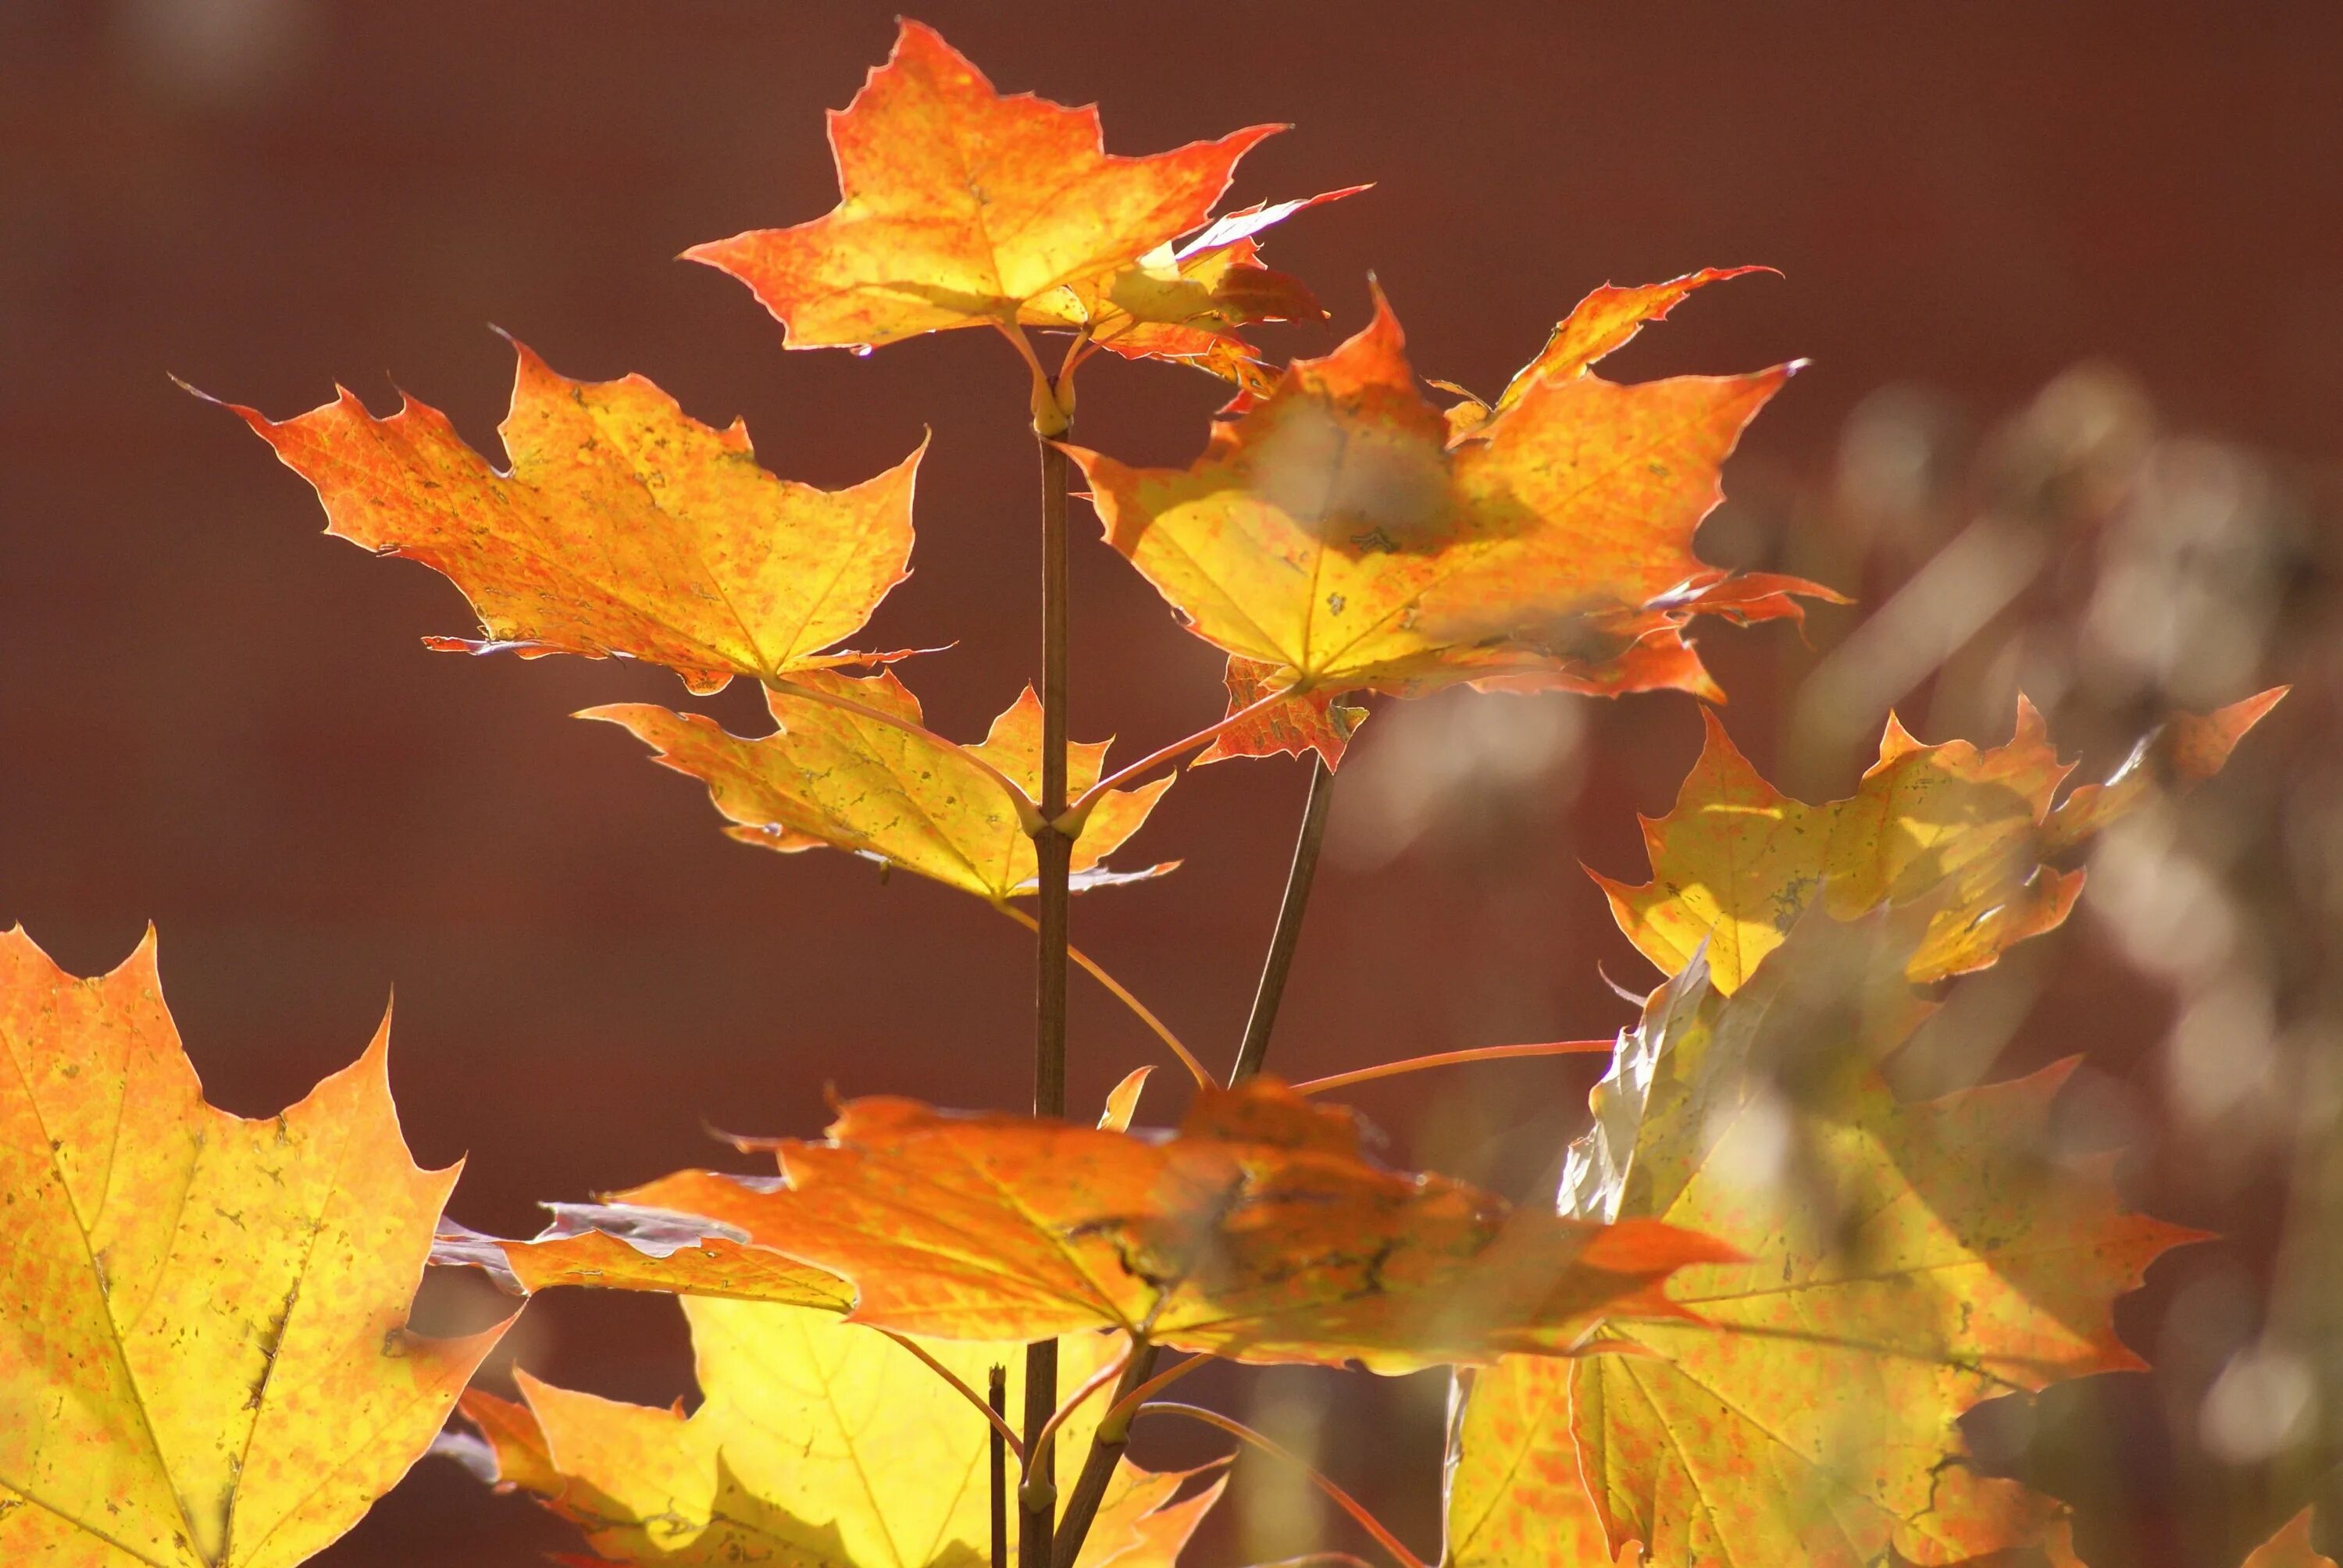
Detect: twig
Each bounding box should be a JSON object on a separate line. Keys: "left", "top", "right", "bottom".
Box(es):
{"left": 990, "top": 1364, "right": 1010, "bottom": 1568}
{"left": 1229, "top": 754, "right": 1335, "bottom": 1084}
{"left": 1135, "top": 1402, "right": 1431, "bottom": 1568}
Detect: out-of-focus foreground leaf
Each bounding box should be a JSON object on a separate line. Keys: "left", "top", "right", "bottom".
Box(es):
{"left": 213, "top": 342, "right": 922, "bottom": 695}
{"left": 0, "top": 928, "right": 507, "bottom": 1567}
{"left": 470, "top": 1078, "right": 1735, "bottom": 1374}
{"left": 460, "top": 1300, "right": 1218, "bottom": 1567}
{"left": 586, "top": 670, "right": 1173, "bottom": 904}
{"left": 1071, "top": 276, "right": 1838, "bottom": 705}
{"left": 2244, "top": 1508, "right": 2338, "bottom": 1568}
{"left": 1596, "top": 690, "right": 2286, "bottom": 994}
{"left": 686, "top": 20, "right": 1277, "bottom": 353}
{"left": 1472, "top": 911, "right": 2204, "bottom": 1566}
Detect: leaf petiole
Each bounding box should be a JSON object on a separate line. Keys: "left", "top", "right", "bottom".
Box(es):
{"left": 883, "top": 1331, "right": 1025, "bottom": 1463}
{"left": 997, "top": 906, "right": 1211, "bottom": 1088}
{"left": 1052, "top": 678, "right": 1303, "bottom": 837}
{"left": 1291, "top": 1038, "right": 1616, "bottom": 1096}
{"left": 1135, "top": 1402, "right": 1431, "bottom": 1568}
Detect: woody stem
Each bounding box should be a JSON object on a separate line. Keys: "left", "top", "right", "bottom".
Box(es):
{"left": 1022, "top": 383, "right": 1075, "bottom": 1568}
{"left": 1230, "top": 754, "right": 1335, "bottom": 1084}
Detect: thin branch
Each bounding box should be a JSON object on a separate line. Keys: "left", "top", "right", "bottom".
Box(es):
{"left": 1292, "top": 1038, "right": 1615, "bottom": 1096}
{"left": 1135, "top": 1403, "right": 1432, "bottom": 1568}
{"left": 1022, "top": 400, "right": 1076, "bottom": 1568}
{"left": 1048, "top": 1344, "right": 1159, "bottom": 1568}
{"left": 1028, "top": 1337, "right": 1136, "bottom": 1464}
{"left": 999, "top": 319, "right": 1071, "bottom": 437}
{"left": 990, "top": 1364, "right": 1010, "bottom": 1568}
{"left": 883, "top": 1331, "right": 1025, "bottom": 1463}
{"left": 1055, "top": 679, "right": 1301, "bottom": 834}
{"left": 761, "top": 676, "right": 1044, "bottom": 835}
{"left": 1229, "top": 754, "right": 1335, "bottom": 1084}
{"left": 998, "top": 905, "right": 1211, "bottom": 1088}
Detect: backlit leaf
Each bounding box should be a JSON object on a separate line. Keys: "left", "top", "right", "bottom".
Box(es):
{"left": 563, "top": 1078, "right": 1735, "bottom": 1374}
{"left": 463, "top": 1300, "right": 1217, "bottom": 1567}
{"left": 216, "top": 341, "right": 922, "bottom": 695}
{"left": 1555, "top": 914, "right": 2198, "bottom": 1566}
{"left": 1442, "top": 1356, "right": 1624, "bottom": 1567}
{"left": 1596, "top": 690, "right": 2286, "bottom": 994}
{"left": 1070, "top": 281, "right": 1837, "bottom": 704}
{"left": 0, "top": 927, "right": 508, "bottom": 1568}
{"left": 1193, "top": 656, "right": 1368, "bottom": 770}
{"left": 586, "top": 670, "right": 1173, "bottom": 905}
{"left": 1022, "top": 187, "right": 1364, "bottom": 384}
{"left": 686, "top": 20, "right": 1278, "bottom": 352}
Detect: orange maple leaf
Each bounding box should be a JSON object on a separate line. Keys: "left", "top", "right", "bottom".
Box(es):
{"left": 532, "top": 1078, "right": 1735, "bottom": 1374}
{"left": 212, "top": 341, "right": 922, "bottom": 695}
{"left": 1069, "top": 276, "right": 1839, "bottom": 706}
{"left": 1193, "top": 655, "right": 1370, "bottom": 770}
{"left": 686, "top": 20, "right": 1278, "bottom": 353}
{"left": 0, "top": 927, "right": 508, "bottom": 1567}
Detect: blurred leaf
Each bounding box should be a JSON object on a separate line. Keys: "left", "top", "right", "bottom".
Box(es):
{"left": 1553, "top": 913, "right": 2200, "bottom": 1566}
{"left": 1597, "top": 690, "right": 2285, "bottom": 993}
{"left": 1070, "top": 281, "right": 1836, "bottom": 705}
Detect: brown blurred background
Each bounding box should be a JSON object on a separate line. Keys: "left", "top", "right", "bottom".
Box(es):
{"left": 5, "top": 4, "right": 2341, "bottom": 1563}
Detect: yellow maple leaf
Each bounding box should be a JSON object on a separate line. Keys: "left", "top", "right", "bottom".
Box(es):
{"left": 686, "top": 21, "right": 1277, "bottom": 353}
{"left": 214, "top": 340, "right": 923, "bottom": 695}
{"left": 1070, "top": 281, "right": 1836, "bottom": 703}
{"left": 584, "top": 669, "right": 1174, "bottom": 906}
{"left": 1596, "top": 690, "right": 2285, "bottom": 995}
{"left": 462, "top": 1299, "right": 1219, "bottom": 1567}
{"left": 0, "top": 927, "right": 508, "bottom": 1568}
{"left": 1553, "top": 915, "right": 2194, "bottom": 1566}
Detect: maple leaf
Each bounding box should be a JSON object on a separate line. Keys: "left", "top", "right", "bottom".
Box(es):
{"left": 1542, "top": 912, "right": 2199, "bottom": 1566}
{"left": 686, "top": 20, "right": 1278, "bottom": 353}
{"left": 433, "top": 1199, "right": 853, "bottom": 1313}
{"left": 1068, "top": 277, "right": 1838, "bottom": 706}
{"left": 1193, "top": 655, "right": 1369, "bottom": 770}
{"left": 1021, "top": 186, "right": 1365, "bottom": 386}
{"left": 1442, "top": 1356, "right": 1624, "bottom": 1568}
{"left": 1596, "top": 689, "right": 2286, "bottom": 994}
{"left": 540, "top": 1078, "right": 1735, "bottom": 1374}
{"left": 0, "top": 926, "right": 508, "bottom": 1568}
{"left": 2245, "top": 1509, "right": 2338, "bottom": 1568}
{"left": 585, "top": 669, "right": 1173, "bottom": 904}
{"left": 458, "top": 1299, "right": 1218, "bottom": 1567}
{"left": 213, "top": 340, "right": 922, "bottom": 695}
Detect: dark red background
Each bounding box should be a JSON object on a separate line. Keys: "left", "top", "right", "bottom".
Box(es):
{"left": 5, "top": 4, "right": 2341, "bottom": 1564}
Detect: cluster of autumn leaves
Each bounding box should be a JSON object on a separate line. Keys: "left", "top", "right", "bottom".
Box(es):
{"left": 1, "top": 18, "right": 2320, "bottom": 1568}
